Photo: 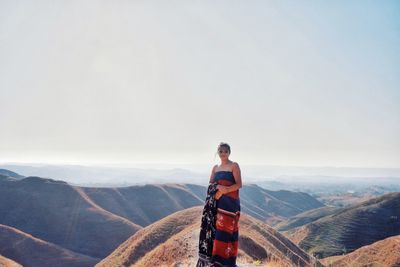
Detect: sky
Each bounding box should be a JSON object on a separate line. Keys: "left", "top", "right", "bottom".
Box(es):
{"left": 0, "top": 0, "right": 399, "bottom": 168}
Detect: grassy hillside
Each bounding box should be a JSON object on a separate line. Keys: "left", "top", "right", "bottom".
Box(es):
{"left": 96, "top": 206, "right": 323, "bottom": 267}
{"left": 284, "top": 192, "right": 400, "bottom": 258}
{"left": 239, "top": 184, "right": 325, "bottom": 224}
{"left": 320, "top": 235, "right": 400, "bottom": 267}
{"left": 0, "top": 255, "right": 22, "bottom": 267}
{"left": 80, "top": 183, "right": 204, "bottom": 226}
{"left": 275, "top": 206, "right": 339, "bottom": 231}
{"left": 0, "top": 176, "right": 141, "bottom": 258}
{"left": 0, "top": 169, "right": 328, "bottom": 266}
{"left": 80, "top": 183, "right": 325, "bottom": 228}
{"left": 0, "top": 224, "right": 99, "bottom": 267}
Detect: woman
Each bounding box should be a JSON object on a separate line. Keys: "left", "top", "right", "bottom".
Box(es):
{"left": 197, "top": 142, "right": 242, "bottom": 267}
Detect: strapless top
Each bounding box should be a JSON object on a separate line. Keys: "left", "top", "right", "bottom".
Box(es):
{"left": 214, "top": 170, "right": 239, "bottom": 200}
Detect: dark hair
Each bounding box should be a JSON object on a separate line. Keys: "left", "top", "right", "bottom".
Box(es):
{"left": 218, "top": 142, "right": 231, "bottom": 153}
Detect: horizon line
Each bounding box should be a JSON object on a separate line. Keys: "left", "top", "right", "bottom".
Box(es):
{"left": 1, "top": 160, "right": 400, "bottom": 170}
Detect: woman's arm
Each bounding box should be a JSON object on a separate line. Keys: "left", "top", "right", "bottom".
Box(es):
{"left": 218, "top": 162, "right": 242, "bottom": 194}
{"left": 209, "top": 164, "right": 217, "bottom": 183}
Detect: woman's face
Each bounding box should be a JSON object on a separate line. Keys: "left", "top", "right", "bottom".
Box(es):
{"left": 218, "top": 147, "right": 230, "bottom": 160}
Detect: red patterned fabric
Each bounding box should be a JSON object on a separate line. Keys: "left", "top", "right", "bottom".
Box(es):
{"left": 211, "top": 171, "right": 240, "bottom": 267}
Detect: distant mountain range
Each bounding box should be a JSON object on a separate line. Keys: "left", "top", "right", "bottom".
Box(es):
{"left": 0, "top": 164, "right": 209, "bottom": 186}
{"left": 1, "top": 163, "right": 399, "bottom": 187}
{"left": 0, "top": 169, "right": 24, "bottom": 179}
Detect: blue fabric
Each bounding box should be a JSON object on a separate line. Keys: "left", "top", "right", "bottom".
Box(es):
{"left": 212, "top": 171, "right": 240, "bottom": 267}
{"left": 214, "top": 171, "right": 236, "bottom": 183}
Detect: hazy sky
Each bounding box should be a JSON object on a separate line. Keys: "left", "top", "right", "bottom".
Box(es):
{"left": 0, "top": 0, "right": 399, "bottom": 168}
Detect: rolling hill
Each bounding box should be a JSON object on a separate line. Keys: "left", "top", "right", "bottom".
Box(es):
{"left": 0, "top": 176, "right": 142, "bottom": 259}
{"left": 0, "top": 224, "right": 99, "bottom": 267}
{"left": 231, "top": 184, "right": 325, "bottom": 225}
{"left": 96, "top": 206, "right": 323, "bottom": 267}
{"left": 275, "top": 206, "right": 339, "bottom": 231}
{"left": 0, "top": 169, "right": 326, "bottom": 266}
{"left": 0, "top": 169, "right": 24, "bottom": 179}
{"left": 0, "top": 255, "right": 22, "bottom": 267}
{"left": 284, "top": 192, "right": 400, "bottom": 258}
{"left": 78, "top": 183, "right": 325, "bottom": 228}
{"left": 79, "top": 183, "right": 205, "bottom": 226}
{"left": 320, "top": 235, "right": 400, "bottom": 267}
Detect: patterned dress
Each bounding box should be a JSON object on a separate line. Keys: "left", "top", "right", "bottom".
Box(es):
{"left": 197, "top": 170, "right": 241, "bottom": 267}
{"left": 211, "top": 170, "right": 240, "bottom": 267}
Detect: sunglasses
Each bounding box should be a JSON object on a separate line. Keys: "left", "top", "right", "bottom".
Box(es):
{"left": 218, "top": 150, "right": 229, "bottom": 154}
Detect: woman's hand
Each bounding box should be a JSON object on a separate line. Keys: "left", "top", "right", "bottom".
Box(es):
{"left": 216, "top": 185, "right": 228, "bottom": 193}
{"left": 215, "top": 185, "right": 226, "bottom": 200}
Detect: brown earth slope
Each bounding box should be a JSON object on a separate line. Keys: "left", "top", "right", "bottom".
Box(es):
{"left": 0, "top": 176, "right": 142, "bottom": 258}
{"left": 284, "top": 192, "right": 400, "bottom": 258}
{"left": 80, "top": 183, "right": 325, "bottom": 227}
{"left": 275, "top": 206, "right": 339, "bottom": 231}
{"left": 238, "top": 184, "right": 325, "bottom": 225}
{"left": 79, "top": 183, "right": 205, "bottom": 226}
{"left": 0, "top": 169, "right": 325, "bottom": 265}
{"left": 0, "top": 224, "right": 99, "bottom": 267}
{"left": 0, "top": 255, "right": 22, "bottom": 267}
{"left": 96, "top": 206, "right": 323, "bottom": 267}
{"left": 320, "top": 235, "right": 400, "bottom": 267}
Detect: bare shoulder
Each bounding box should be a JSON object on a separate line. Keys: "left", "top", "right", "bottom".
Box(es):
{"left": 231, "top": 162, "right": 240, "bottom": 169}
{"left": 212, "top": 164, "right": 218, "bottom": 172}
{"left": 232, "top": 161, "right": 240, "bottom": 171}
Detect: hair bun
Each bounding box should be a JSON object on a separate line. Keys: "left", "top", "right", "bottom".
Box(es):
{"left": 217, "top": 142, "right": 231, "bottom": 153}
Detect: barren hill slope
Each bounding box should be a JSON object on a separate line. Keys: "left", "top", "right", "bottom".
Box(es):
{"left": 0, "top": 176, "right": 142, "bottom": 258}
{"left": 320, "top": 235, "right": 400, "bottom": 267}
{"left": 96, "top": 206, "right": 323, "bottom": 267}
{"left": 0, "top": 169, "right": 326, "bottom": 266}
{"left": 237, "top": 184, "right": 325, "bottom": 225}
{"left": 79, "top": 183, "right": 205, "bottom": 227}
{"left": 80, "top": 183, "right": 325, "bottom": 227}
{"left": 0, "top": 255, "right": 22, "bottom": 267}
{"left": 275, "top": 206, "right": 339, "bottom": 231}
{"left": 0, "top": 224, "right": 99, "bottom": 267}
{"left": 284, "top": 192, "right": 400, "bottom": 258}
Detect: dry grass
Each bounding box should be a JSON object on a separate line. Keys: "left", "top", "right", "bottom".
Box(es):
{"left": 98, "top": 206, "right": 324, "bottom": 267}
{"left": 284, "top": 192, "right": 400, "bottom": 258}
{"left": 0, "top": 224, "right": 99, "bottom": 267}
{"left": 0, "top": 176, "right": 142, "bottom": 259}
{"left": 0, "top": 255, "right": 22, "bottom": 267}
{"left": 320, "top": 235, "right": 400, "bottom": 267}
